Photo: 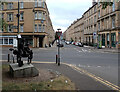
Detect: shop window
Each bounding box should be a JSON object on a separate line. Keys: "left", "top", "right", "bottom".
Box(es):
{"left": 9, "top": 39, "right": 13, "bottom": 44}
{"left": 4, "top": 38, "right": 8, "bottom": 44}
{"left": 0, "top": 39, "right": 3, "bottom": 44}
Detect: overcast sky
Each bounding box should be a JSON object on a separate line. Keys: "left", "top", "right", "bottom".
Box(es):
{"left": 46, "top": 0, "right": 92, "bottom": 32}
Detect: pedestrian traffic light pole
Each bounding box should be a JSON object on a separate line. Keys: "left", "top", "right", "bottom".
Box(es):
{"left": 57, "top": 28, "right": 62, "bottom": 66}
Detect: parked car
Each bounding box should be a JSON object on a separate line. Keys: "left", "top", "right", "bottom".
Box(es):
{"left": 75, "top": 42, "right": 79, "bottom": 46}
{"left": 78, "top": 42, "right": 83, "bottom": 47}
{"left": 66, "top": 41, "right": 70, "bottom": 45}
{"left": 71, "top": 42, "right": 74, "bottom": 45}
{"left": 57, "top": 44, "right": 64, "bottom": 47}
{"left": 73, "top": 42, "right": 76, "bottom": 45}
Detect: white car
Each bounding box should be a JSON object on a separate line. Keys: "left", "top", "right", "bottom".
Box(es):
{"left": 66, "top": 41, "right": 70, "bottom": 45}
{"left": 75, "top": 42, "right": 79, "bottom": 46}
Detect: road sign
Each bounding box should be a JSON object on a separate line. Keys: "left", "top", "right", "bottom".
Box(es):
{"left": 12, "top": 26, "right": 18, "bottom": 29}
{"left": 93, "top": 32, "right": 97, "bottom": 39}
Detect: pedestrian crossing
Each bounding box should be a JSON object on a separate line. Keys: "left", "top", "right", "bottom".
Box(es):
{"left": 74, "top": 48, "right": 92, "bottom": 53}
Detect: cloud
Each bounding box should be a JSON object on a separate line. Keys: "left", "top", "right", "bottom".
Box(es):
{"left": 46, "top": 0, "right": 92, "bottom": 32}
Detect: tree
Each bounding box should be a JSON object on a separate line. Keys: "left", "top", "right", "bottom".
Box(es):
{"left": 0, "top": 2, "right": 8, "bottom": 32}
{"left": 100, "top": 2, "right": 113, "bottom": 9}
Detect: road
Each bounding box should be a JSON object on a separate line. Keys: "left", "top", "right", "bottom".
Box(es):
{"left": 1, "top": 42, "right": 119, "bottom": 88}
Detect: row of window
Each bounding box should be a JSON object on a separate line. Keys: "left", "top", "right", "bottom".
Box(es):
{"left": 1, "top": 12, "right": 24, "bottom": 22}
{"left": 0, "top": 37, "right": 14, "bottom": 45}
{"left": 1, "top": 2, "right": 24, "bottom": 10}
{"left": 98, "top": 16, "right": 115, "bottom": 31}
{"left": 1, "top": 24, "right": 24, "bottom": 33}
{"left": 85, "top": 15, "right": 115, "bottom": 30}
{"left": 34, "top": 11, "right": 46, "bottom": 20}
{"left": 34, "top": 24, "right": 45, "bottom": 32}
{"left": 84, "top": 15, "right": 97, "bottom": 27}
{"left": 1, "top": 11, "right": 45, "bottom": 22}
{"left": 85, "top": 2, "right": 115, "bottom": 18}
{"left": 1, "top": 23, "right": 46, "bottom": 33}
{"left": 84, "top": 16, "right": 115, "bottom": 33}
{"left": 1, "top": 1, "right": 45, "bottom": 10}
{"left": 35, "top": 0, "right": 45, "bottom": 8}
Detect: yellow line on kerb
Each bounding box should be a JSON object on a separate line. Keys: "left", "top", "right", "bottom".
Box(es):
{"left": 62, "top": 62, "right": 120, "bottom": 91}
{"left": 1, "top": 60, "right": 120, "bottom": 91}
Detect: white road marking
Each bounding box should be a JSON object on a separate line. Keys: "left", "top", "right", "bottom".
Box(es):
{"left": 0, "top": 60, "right": 119, "bottom": 91}
{"left": 1, "top": 54, "right": 7, "bottom": 56}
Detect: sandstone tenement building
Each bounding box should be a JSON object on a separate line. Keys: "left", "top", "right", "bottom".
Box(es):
{"left": 64, "top": 1, "right": 120, "bottom": 48}
{"left": 0, "top": 0, "right": 55, "bottom": 47}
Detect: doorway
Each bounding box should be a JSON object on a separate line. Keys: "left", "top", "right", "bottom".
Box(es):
{"left": 39, "top": 37, "right": 43, "bottom": 47}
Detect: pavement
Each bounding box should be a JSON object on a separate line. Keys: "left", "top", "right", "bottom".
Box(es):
{"left": 1, "top": 44, "right": 119, "bottom": 91}
{"left": 32, "top": 62, "right": 118, "bottom": 91}
{"left": 84, "top": 45, "right": 120, "bottom": 53}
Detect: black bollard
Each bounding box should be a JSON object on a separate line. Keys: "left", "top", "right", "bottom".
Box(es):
{"left": 8, "top": 54, "right": 10, "bottom": 62}
{"left": 56, "top": 55, "right": 58, "bottom": 64}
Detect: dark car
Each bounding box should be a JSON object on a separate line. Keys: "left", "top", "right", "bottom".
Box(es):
{"left": 57, "top": 44, "right": 64, "bottom": 47}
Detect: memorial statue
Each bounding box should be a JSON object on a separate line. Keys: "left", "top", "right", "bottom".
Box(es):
{"left": 9, "top": 38, "right": 33, "bottom": 67}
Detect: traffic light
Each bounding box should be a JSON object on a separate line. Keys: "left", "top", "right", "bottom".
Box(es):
{"left": 55, "top": 31, "right": 62, "bottom": 40}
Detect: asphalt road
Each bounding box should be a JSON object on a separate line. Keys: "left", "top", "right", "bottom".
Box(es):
{"left": 1, "top": 42, "right": 119, "bottom": 87}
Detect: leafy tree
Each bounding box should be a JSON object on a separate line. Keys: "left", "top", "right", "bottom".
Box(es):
{"left": 100, "top": 2, "right": 113, "bottom": 9}
{"left": 0, "top": 2, "right": 8, "bottom": 32}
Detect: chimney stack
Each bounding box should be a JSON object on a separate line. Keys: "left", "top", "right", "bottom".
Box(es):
{"left": 92, "top": 0, "right": 96, "bottom": 5}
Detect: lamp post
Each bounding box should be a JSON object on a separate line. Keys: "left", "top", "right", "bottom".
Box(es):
{"left": 17, "top": 0, "right": 23, "bottom": 67}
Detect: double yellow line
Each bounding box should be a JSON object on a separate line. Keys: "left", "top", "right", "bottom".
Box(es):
{"left": 62, "top": 62, "right": 120, "bottom": 91}
{"left": 1, "top": 60, "right": 120, "bottom": 91}
{"left": 34, "top": 61, "right": 120, "bottom": 91}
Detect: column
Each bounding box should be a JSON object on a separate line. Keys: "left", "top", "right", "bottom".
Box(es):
{"left": 37, "top": 37, "right": 39, "bottom": 47}
{"left": 43, "top": 35, "right": 48, "bottom": 48}
{"left": 109, "top": 32, "right": 111, "bottom": 48}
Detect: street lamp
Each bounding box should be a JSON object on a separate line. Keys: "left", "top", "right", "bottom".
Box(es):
{"left": 16, "top": 0, "right": 23, "bottom": 67}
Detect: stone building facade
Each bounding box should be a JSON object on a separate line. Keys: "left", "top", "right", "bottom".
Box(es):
{"left": 64, "top": 1, "right": 120, "bottom": 48}
{"left": 0, "top": 0, "right": 55, "bottom": 48}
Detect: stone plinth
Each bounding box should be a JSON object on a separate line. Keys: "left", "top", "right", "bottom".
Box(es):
{"left": 9, "top": 63, "right": 39, "bottom": 78}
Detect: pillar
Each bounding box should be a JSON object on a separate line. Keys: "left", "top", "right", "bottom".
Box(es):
{"left": 43, "top": 35, "right": 48, "bottom": 48}
{"left": 109, "top": 32, "right": 112, "bottom": 48}
{"left": 105, "top": 33, "right": 107, "bottom": 48}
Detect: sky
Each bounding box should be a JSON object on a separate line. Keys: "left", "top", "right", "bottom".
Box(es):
{"left": 46, "top": 0, "right": 92, "bottom": 32}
